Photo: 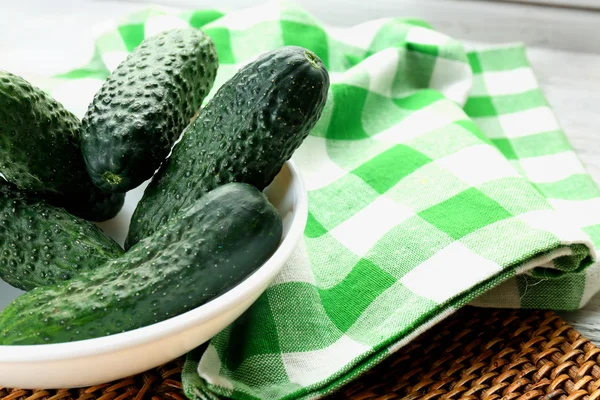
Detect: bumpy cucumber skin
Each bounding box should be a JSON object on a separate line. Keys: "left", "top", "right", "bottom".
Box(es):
{"left": 0, "top": 71, "right": 124, "bottom": 222}
{"left": 0, "top": 183, "right": 282, "bottom": 345}
{"left": 126, "top": 46, "right": 329, "bottom": 249}
{"left": 0, "top": 181, "right": 123, "bottom": 291}
{"left": 81, "top": 29, "right": 218, "bottom": 193}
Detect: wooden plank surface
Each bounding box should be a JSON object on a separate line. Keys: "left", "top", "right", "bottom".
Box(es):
{"left": 485, "top": 0, "right": 600, "bottom": 11}
{"left": 116, "top": 0, "right": 600, "bottom": 53}
{"left": 2, "top": 0, "right": 600, "bottom": 341}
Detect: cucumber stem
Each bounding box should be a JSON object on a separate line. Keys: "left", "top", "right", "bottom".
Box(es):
{"left": 304, "top": 50, "right": 321, "bottom": 69}
{"left": 102, "top": 171, "right": 123, "bottom": 186}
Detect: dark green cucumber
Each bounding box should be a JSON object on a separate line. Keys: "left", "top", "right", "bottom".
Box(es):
{"left": 63, "top": 187, "right": 126, "bottom": 223}
{"left": 0, "top": 180, "right": 123, "bottom": 291}
{"left": 0, "top": 183, "right": 282, "bottom": 345}
{"left": 126, "top": 46, "right": 329, "bottom": 249}
{"left": 81, "top": 28, "right": 218, "bottom": 193}
{"left": 0, "top": 70, "right": 124, "bottom": 221}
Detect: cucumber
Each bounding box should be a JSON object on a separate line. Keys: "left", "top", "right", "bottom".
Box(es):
{"left": 0, "top": 70, "right": 125, "bottom": 221}
{"left": 81, "top": 28, "right": 218, "bottom": 193}
{"left": 126, "top": 46, "right": 329, "bottom": 248}
{"left": 63, "top": 188, "right": 126, "bottom": 223}
{"left": 0, "top": 183, "right": 282, "bottom": 345}
{"left": 0, "top": 180, "right": 123, "bottom": 291}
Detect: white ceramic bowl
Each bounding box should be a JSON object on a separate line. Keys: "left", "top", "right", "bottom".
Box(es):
{"left": 0, "top": 161, "right": 307, "bottom": 389}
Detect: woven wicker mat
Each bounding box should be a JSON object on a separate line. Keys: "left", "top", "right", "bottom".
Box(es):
{"left": 2, "top": 307, "right": 600, "bottom": 400}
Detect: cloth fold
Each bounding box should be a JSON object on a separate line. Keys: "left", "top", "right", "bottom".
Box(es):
{"left": 29, "top": 2, "right": 600, "bottom": 399}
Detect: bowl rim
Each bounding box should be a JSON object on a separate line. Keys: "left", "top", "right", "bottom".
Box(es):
{"left": 0, "top": 160, "right": 307, "bottom": 363}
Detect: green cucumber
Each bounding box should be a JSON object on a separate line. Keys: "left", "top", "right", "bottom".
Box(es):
{"left": 126, "top": 46, "right": 329, "bottom": 248}
{"left": 81, "top": 28, "right": 218, "bottom": 193}
{"left": 0, "top": 183, "right": 282, "bottom": 345}
{"left": 0, "top": 70, "right": 124, "bottom": 221}
{"left": 0, "top": 180, "right": 123, "bottom": 291}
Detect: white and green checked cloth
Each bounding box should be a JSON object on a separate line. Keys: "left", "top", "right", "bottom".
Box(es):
{"left": 21, "top": 2, "right": 600, "bottom": 399}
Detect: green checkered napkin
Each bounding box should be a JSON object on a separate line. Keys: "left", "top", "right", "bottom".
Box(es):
{"left": 37, "top": 2, "right": 600, "bottom": 399}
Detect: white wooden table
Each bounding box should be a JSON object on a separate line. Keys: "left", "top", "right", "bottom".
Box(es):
{"left": 2, "top": 0, "right": 600, "bottom": 340}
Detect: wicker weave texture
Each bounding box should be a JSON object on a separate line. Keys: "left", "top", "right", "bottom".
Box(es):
{"left": 2, "top": 308, "right": 600, "bottom": 400}
{"left": 336, "top": 307, "right": 600, "bottom": 400}
{"left": 0, "top": 359, "right": 185, "bottom": 400}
